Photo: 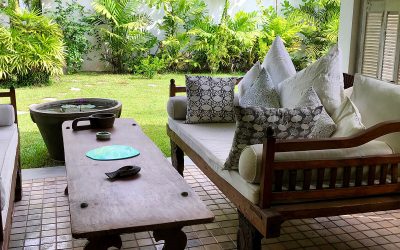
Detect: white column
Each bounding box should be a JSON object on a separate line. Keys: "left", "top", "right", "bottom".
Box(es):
{"left": 338, "top": 0, "right": 362, "bottom": 74}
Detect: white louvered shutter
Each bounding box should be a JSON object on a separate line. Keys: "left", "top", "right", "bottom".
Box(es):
{"left": 361, "top": 12, "right": 384, "bottom": 78}
{"left": 381, "top": 12, "right": 399, "bottom": 82}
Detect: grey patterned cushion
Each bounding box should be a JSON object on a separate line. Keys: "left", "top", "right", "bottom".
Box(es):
{"left": 224, "top": 105, "right": 323, "bottom": 170}
{"left": 185, "top": 76, "right": 236, "bottom": 123}
{"left": 296, "top": 87, "right": 337, "bottom": 138}
{"left": 239, "top": 68, "right": 280, "bottom": 108}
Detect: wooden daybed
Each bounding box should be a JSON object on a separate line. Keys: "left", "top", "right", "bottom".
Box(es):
{"left": 166, "top": 74, "right": 400, "bottom": 249}
{"left": 0, "top": 88, "right": 22, "bottom": 249}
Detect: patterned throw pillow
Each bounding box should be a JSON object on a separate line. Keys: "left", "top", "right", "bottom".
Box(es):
{"left": 296, "top": 87, "right": 337, "bottom": 138}
{"left": 185, "top": 75, "right": 236, "bottom": 123}
{"left": 239, "top": 68, "right": 280, "bottom": 108}
{"left": 224, "top": 105, "right": 323, "bottom": 170}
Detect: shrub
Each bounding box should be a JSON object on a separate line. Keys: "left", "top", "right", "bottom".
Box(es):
{"left": 0, "top": 7, "right": 64, "bottom": 86}
{"left": 148, "top": 0, "right": 207, "bottom": 72}
{"left": 49, "top": 0, "right": 93, "bottom": 74}
{"left": 90, "top": 0, "right": 157, "bottom": 73}
{"left": 134, "top": 56, "right": 166, "bottom": 78}
{"left": 282, "top": 0, "right": 340, "bottom": 69}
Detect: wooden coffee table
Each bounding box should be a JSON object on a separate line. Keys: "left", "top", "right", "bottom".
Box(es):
{"left": 62, "top": 118, "right": 214, "bottom": 250}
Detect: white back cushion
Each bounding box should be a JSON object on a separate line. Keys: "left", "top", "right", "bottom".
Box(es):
{"left": 261, "top": 36, "right": 296, "bottom": 86}
{"left": 351, "top": 74, "right": 400, "bottom": 152}
{"left": 331, "top": 97, "right": 365, "bottom": 137}
{"left": 0, "top": 105, "right": 15, "bottom": 126}
{"left": 278, "top": 45, "right": 345, "bottom": 115}
{"left": 238, "top": 61, "right": 261, "bottom": 98}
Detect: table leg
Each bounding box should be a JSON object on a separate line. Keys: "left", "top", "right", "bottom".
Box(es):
{"left": 153, "top": 227, "right": 187, "bottom": 250}
{"left": 84, "top": 235, "right": 122, "bottom": 250}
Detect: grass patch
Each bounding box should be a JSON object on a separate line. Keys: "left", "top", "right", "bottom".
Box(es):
{"left": 3, "top": 72, "right": 238, "bottom": 169}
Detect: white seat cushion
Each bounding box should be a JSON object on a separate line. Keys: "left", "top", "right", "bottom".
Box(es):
{"left": 168, "top": 118, "right": 260, "bottom": 204}
{"left": 239, "top": 140, "right": 393, "bottom": 184}
{"left": 0, "top": 124, "right": 18, "bottom": 229}
{"left": 351, "top": 74, "right": 400, "bottom": 153}
{"left": 278, "top": 45, "right": 345, "bottom": 115}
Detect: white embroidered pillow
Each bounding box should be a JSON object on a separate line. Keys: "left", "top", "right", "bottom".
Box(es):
{"left": 261, "top": 36, "right": 296, "bottom": 86}
{"left": 331, "top": 97, "right": 366, "bottom": 137}
{"left": 278, "top": 45, "right": 345, "bottom": 115}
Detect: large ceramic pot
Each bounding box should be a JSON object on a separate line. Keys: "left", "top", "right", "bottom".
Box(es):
{"left": 30, "top": 98, "right": 122, "bottom": 161}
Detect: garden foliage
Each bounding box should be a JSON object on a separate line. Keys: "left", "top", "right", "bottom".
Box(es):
{"left": 142, "top": 0, "right": 340, "bottom": 76}
{"left": 49, "top": 0, "right": 93, "bottom": 74}
{"left": 0, "top": 0, "right": 340, "bottom": 82}
{"left": 89, "top": 0, "right": 157, "bottom": 73}
{"left": 0, "top": 6, "right": 64, "bottom": 86}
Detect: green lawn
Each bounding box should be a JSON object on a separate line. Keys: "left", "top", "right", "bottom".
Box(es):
{"left": 4, "top": 72, "right": 238, "bottom": 169}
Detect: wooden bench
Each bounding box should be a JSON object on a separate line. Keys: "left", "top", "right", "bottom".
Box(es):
{"left": 0, "top": 87, "right": 22, "bottom": 249}
{"left": 166, "top": 74, "right": 400, "bottom": 249}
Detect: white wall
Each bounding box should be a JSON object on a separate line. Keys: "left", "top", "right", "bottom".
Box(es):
{"left": 338, "top": 0, "right": 362, "bottom": 74}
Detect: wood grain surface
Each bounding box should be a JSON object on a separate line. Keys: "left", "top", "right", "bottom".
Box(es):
{"left": 62, "top": 119, "right": 214, "bottom": 239}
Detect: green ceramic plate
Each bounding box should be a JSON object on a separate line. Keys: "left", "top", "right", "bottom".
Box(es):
{"left": 86, "top": 145, "right": 140, "bottom": 161}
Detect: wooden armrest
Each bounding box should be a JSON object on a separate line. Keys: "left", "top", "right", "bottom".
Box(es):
{"left": 274, "top": 120, "right": 400, "bottom": 152}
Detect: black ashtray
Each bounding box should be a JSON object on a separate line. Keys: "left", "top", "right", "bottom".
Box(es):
{"left": 105, "top": 165, "right": 141, "bottom": 180}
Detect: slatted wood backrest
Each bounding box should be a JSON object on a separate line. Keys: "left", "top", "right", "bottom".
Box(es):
{"left": 259, "top": 121, "right": 400, "bottom": 208}
{"left": 0, "top": 87, "right": 18, "bottom": 124}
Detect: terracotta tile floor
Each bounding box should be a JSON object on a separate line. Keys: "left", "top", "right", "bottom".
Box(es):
{"left": 9, "top": 161, "right": 400, "bottom": 249}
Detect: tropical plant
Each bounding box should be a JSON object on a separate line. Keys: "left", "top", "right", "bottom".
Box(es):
{"left": 89, "top": 0, "right": 157, "bottom": 73}
{"left": 0, "top": 26, "right": 13, "bottom": 80}
{"left": 23, "top": 0, "right": 41, "bottom": 12}
{"left": 49, "top": 0, "right": 93, "bottom": 73}
{"left": 147, "top": 0, "right": 207, "bottom": 71}
{"left": 225, "top": 10, "right": 259, "bottom": 71}
{"left": 189, "top": 0, "right": 260, "bottom": 72}
{"left": 282, "top": 0, "right": 340, "bottom": 68}
{"left": 188, "top": 17, "right": 230, "bottom": 73}
{"left": 257, "top": 5, "right": 304, "bottom": 69}
{"left": 0, "top": 7, "right": 64, "bottom": 86}
{"left": 134, "top": 56, "right": 166, "bottom": 78}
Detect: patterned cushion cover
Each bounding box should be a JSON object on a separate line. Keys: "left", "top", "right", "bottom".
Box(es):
{"left": 224, "top": 106, "right": 323, "bottom": 170}
{"left": 296, "top": 87, "right": 337, "bottom": 138}
{"left": 185, "top": 76, "right": 237, "bottom": 123}
{"left": 239, "top": 68, "right": 280, "bottom": 108}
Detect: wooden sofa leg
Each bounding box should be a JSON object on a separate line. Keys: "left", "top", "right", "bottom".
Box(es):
{"left": 237, "top": 211, "right": 262, "bottom": 250}
{"left": 171, "top": 139, "right": 184, "bottom": 176}
{"left": 14, "top": 161, "right": 22, "bottom": 202}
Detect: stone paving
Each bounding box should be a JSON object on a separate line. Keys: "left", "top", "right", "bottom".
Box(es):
{"left": 8, "top": 161, "right": 400, "bottom": 249}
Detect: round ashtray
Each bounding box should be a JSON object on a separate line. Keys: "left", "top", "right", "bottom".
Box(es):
{"left": 96, "top": 131, "right": 111, "bottom": 140}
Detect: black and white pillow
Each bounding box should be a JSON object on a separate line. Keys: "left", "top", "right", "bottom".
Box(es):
{"left": 239, "top": 68, "right": 280, "bottom": 108}
{"left": 296, "top": 87, "right": 337, "bottom": 138}
{"left": 224, "top": 105, "right": 323, "bottom": 170}
{"left": 185, "top": 75, "right": 236, "bottom": 123}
